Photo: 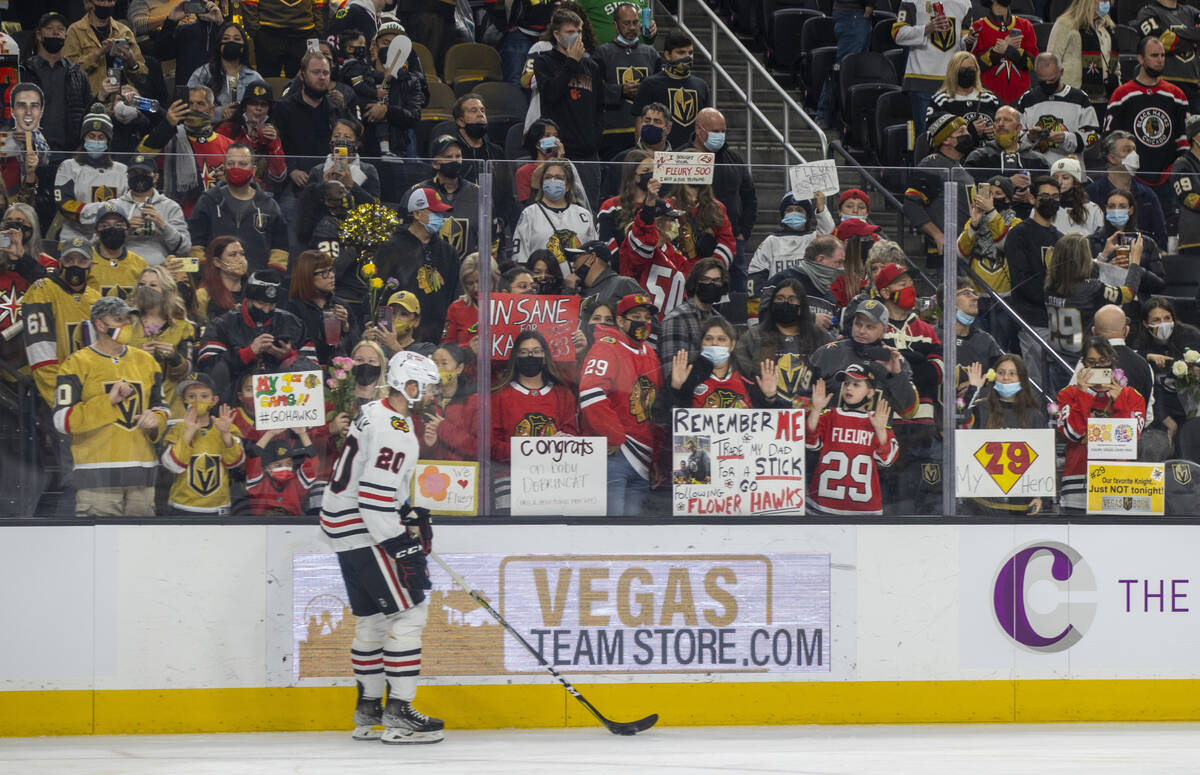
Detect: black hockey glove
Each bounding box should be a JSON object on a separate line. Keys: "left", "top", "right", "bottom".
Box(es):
{"left": 380, "top": 532, "right": 432, "bottom": 604}
{"left": 400, "top": 504, "right": 433, "bottom": 555}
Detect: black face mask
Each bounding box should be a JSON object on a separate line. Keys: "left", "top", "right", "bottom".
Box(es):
{"left": 248, "top": 304, "right": 271, "bottom": 324}
{"left": 954, "top": 134, "right": 976, "bottom": 154}
{"left": 377, "top": 47, "right": 390, "bottom": 64}
{"left": 957, "top": 69, "right": 975, "bottom": 88}
{"left": 93, "top": 4, "right": 114, "bottom": 19}
{"left": 1144, "top": 65, "right": 1164, "bottom": 79}
{"left": 625, "top": 320, "right": 650, "bottom": 342}
{"left": 637, "top": 171, "right": 652, "bottom": 190}
{"left": 352, "top": 363, "right": 381, "bottom": 386}
{"left": 516, "top": 355, "right": 544, "bottom": 378}
{"left": 992, "top": 198, "right": 1010, "bottom": 211}
{"left": 98, "top": 227, "right": 126, "bottom": 250}
{"left": 438, "top": 161, "right": 462, "bottom": 179}
{"left": 128, "top": 174, "right": 154, "bottom": 193}
{"left": 463, "top": 122, "right": 489, "bottom": 139}
{"left": 62, "top": 265, "right": 88, "bottom": 288}
{"left": 1, "top": 221, "right": 32, "bottom": 243}
{"left": 220, "top": 42, "right": 245, "bottom": 61}
{"left": 695, "top": 282, "right": 727, "bottom": 305}
{"left": 1035, "top": 198, "right": 1059, "bottom": 219}
{"left": 41, "top": 37, "right": 66, "bottom": 54}
{"left": 346, "top": 47, "right": 367, "bottom": 61}
{"left": 535, "top": 276, "right": 561, "bottom": 295}
{"left": 1039, "top": 79, "right": 1060, "bottom": 95}
{"left": 773, "top": 301, "right": 800, "bottom": 325}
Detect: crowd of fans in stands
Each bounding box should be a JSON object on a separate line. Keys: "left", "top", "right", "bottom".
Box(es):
{"left": 2, "top": 0, "right": 1200, "bottom": 518}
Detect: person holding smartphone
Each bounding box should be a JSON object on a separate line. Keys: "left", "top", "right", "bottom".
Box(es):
{"left": 1057, "top": 335, "right": 1146, "bottom": 511}
{"left": 62, "top": 0, "right": 148, "bottom": 96}
{"left": 1090, "top": 188, "right": 1167, "bottom": 306}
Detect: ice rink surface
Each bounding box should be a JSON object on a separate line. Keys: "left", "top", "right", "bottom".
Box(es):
{"left": 3, "top": 723, "right": 1200, "bottom": 775}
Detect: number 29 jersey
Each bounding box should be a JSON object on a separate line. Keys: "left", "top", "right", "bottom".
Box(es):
{"left": 320, "top": 399, "right": 421, "bottom": 553}
{"left": 806, "top": 408, "right": 899, "bottom": 516}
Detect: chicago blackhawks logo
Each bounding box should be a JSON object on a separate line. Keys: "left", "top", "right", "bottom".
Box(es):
{"left": 629, "top": 375, "right": 656, "bottom": 423}
{"left": 514, "top": 412, "right": 557, "bottom": 437}
{"left": 416, "top": 264, "right": 444, "bottom": 295}
{"left": 1133, "top": 106, "right": 1172, "bottom": 148}
{"left": 391, "top": 416, "right": 410, "bottom": 432}
{"left": 546, "top": 229, "right": 582, "bottom": 269}
{"left": 188, "top": 453, "right": 221, "bottom": 496}
{"left": 701, "top": 387, "right": 746, "bottom": 409}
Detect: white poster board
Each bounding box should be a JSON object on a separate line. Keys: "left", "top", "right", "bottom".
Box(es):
{"left": 672, "top": 408, "right": 806, "bottom": 516}
{"left": 253, "top": 371, "right": 326, "bottom": 430}
{"left": 510, "top": 436, "right": 608, "bottom": 516}
{"left": 953, "top": 429, "right": 1056, "bottom": 499}
{"left": 653, "top": 151, "right": 715, "bottom": 184}
{"left": 1087, "top": 418, "right": 1138, "bottom": 460}
{"left": 788, "top": 159, "right": 840, "bottom": 200}
{"left": 412, "top": 460, "right": 478, "bottom": 516}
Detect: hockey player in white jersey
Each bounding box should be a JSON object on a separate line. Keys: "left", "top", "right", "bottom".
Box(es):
{"left": 321, "top": 350, "right": 445, "bottom": 744}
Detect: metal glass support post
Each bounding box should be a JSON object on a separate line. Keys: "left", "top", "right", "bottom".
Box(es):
{"left": 942, "top": 178, "right": 958, "bottom": 518}
{"left": 476, "top": 167, "right": 494, "bottom": 509}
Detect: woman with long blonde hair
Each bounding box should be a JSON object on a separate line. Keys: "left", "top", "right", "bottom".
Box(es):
{"left": 927, "top": 51, "right": 1001, "bottom": 140}
{"left": 1047, "top": 0, "right": 1118, "bottom": 110}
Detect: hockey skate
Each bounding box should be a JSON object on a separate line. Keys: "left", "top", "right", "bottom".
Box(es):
{"left": 380, "top": 698, "right": 444, "bottom": 744}
{"left": 352, "top": 684, "right": 383, "bottom": 741}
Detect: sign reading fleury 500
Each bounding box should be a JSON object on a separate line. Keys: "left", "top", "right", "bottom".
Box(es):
{"left": 498, "top": 554, "right": 830, "bottom": 673}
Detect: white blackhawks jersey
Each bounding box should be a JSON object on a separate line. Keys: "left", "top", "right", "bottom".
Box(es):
{"left": 320, "top": 399, "right": 421, "bottom": 552}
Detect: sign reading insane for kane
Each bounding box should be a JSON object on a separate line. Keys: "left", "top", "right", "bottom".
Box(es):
{"left": 490, "top": 293, "right": 581, "bottom": 362}
{"left": 254, "top": 371, "right": 326, "bottom": 431}
{"left": 672, "top": 409, "right": 806, "bottom": 515}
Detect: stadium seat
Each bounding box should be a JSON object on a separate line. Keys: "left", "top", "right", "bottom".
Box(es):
{"left": 425, "top": 80, "right": 456, "bottom": 112}
{"left": 1160, "top": 254, "right": 1200, "bottom": 322}
{"left": 473, "top": 81, "right": 529, "bottom": 143}
{"left": 1120, "top": 54, "right": 1138, "bottom": 81}
{"left": 803, "top": 45, "right": 838, "bottom": 111}
{"left": 871, "top": 17, "right": 901, "bottom": 53}
{"left": 505, "top": 122, "right": 528, "bottom": 160}
{"left": 870, "top": 9, "right": 896, "bottom": 25}
{"left": 443, "top": 43, "right": 502, "bottom": 88}
{"left": 413, "top": 42, "right": 440, "bottom": 83}
{"left": 1010, "top": 0, "right": 1037, "bottom": 17}
{"left": 417, "top": 82, "right": 456, "bottom": 156}
{"left": 1114, "top": 24, "right": 1140, "bottom": 54}
{"left": 838, "top": 51, "right": 899, "bottom": 111}
{"left": 845, "top": 83, "right": 901, "bottom": 152}
{"left": 1033, "top": 22, "right": 1054, "bottom": 51}
{"left": 880, "top": 123, "right": 913, "bottom": 184}
{"left": 768, "top": 9, "right": 821, "bottom": 73}
{"left": 800, "top": 15, "right": 837, "bottom": 63}
{"left": 874, "top": 88, "right": 913, "bottom": 160}
{"left": 1015, "top": 13, "right": 1043, "bottom": 25}
{"left": 265, "top": 76, "right": 291, "bottom": 100}
{"left": 882, "top": 48, "right": 907, "bottom": 81}
{"left": 1115, "top": 0, "right": 1140, "bottom": 27}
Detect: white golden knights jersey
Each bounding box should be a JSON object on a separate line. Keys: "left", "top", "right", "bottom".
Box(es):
{"left": 52, "top": 345, "right": 168, "bottom": 489}
{"left": 320, "top": 399, "right": 421, "bottom": 553}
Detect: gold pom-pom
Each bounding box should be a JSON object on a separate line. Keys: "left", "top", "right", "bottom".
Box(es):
{"left": 340, "top": 203, "right": 400, "bottom": 249}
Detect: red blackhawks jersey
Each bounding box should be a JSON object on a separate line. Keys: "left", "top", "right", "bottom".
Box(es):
{"left": 689, "top": 369, "right": 753, "bottom": 408}
{"left": 621, "top": 209, "right": 707, "bottom": 320}
{"left": 806, "top": 408, "right": 899, "bottom": 516}
{"left": 887, "top": 312, "right": 944, "bottom": 423}
{"left": 970, "top": 14, "right": 1037, "bottom": 105}
{"left": 489, "top": 382, "right": 579, "bottom": 461}
{"left": 1056, "top": 384, "right": 1145, "bottom": 507}
{"left": 579, "top": 323, "right": 661, "bottom": 479}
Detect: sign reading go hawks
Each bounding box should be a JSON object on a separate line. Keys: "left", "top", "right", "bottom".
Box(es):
{"left": 953, "top": 429, "right": 1056, "bottom": 499}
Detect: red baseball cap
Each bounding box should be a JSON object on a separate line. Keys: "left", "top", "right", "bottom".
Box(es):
{"left": 617, "top": 293, "right": 658, "bottom": 317}
{"left": 834, "top": 217, "right": 881, "bottom": 242}
{"left": 874, "top": 262, "right": 913, "bottom": 292}
{"left": 838, "top": 188, "right": 870, "bottom": 210}
{"left": 407, "top": 187, "right": 452, "bottom": 213}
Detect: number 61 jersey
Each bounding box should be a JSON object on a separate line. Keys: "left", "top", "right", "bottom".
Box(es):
{"left": 320, "top": 399, "right": 421, "bottom": 552}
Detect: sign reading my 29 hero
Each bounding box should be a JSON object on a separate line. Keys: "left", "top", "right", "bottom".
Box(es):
{"left": 953, "top": 429, "right": 1056, "bottom": 499}
{"left": 672, "top": 408, "right": 806, "bottom": 515}
{"left": 498, "top": 554, "right": 830, "bottom": 673}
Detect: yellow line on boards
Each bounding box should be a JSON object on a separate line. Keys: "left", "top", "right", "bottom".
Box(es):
{"left": 3, "top": 680, "right": 1200, "bottom": 737}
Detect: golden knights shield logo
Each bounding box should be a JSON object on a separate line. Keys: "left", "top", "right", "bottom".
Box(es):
{"left": 629, "top": 375, "right": 656, "bottom": 423}
{"left": 1173, "top": 463, "right": 1192, "bottom": 486}
{"left": 90, "top": 184, "right": 119, "bottom": 203}
{"left": 515, "top": 412, "right": 557, "bottom": 437}
{"left": 921, "top": 462, "right": 941, "bottom": 486}
{"left": 102, "top": 380, "right": 145, "bottom": 429}
{"left": 668, "top": 87, "right": 698, "bottom": 128}
{"left": 439, "top": 216, "right": 469, "bottom": 258}
{"left": 188, "top": 452, "right": 221, "bottom": 496}
{"left": 617, "top": 66, "right": 649, "bottom": 92}
{"left": 775, "top": 353, "right": 813, "bottom": 406}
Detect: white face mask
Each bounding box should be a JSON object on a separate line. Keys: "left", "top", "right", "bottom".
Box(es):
{"left": 1151, "top": 321, "right": 1174, "bottom": 341}
{"left": 1122, "top": 151, "right": 1140, "bottom": 174}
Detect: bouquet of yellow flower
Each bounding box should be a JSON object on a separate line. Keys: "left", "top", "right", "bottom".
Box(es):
{"left": 340, "top": 203, "right": 400, "bottom": 322}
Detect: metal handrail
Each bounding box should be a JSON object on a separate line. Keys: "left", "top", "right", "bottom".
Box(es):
{"left": 667, "top": 0, "right": 829, "bottom": 165}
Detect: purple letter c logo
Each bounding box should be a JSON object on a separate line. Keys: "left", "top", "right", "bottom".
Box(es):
{"left": 993, "top": 541, "right": 1096, "bottom": 653}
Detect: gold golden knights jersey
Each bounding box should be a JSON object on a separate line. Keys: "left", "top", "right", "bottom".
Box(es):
{"left": 160, "top": 420, "right": 245, "bottom": 513}
{"left": 88, "top": 249, "right": 148, "bottom": 299}
{"left": 52, "top": 345, "right": 168, "bottom": 489}
{"left": 22, "top": 277, "right": 102, "bottom": 406}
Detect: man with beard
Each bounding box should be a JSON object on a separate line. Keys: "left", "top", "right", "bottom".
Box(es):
{"left": 23, "top": 237, "right": 103, "bottom": 406}
{"left": 964, "top": 105, "right": 1050, "bottom": 181}
{"left": 137, "top": 85, "right": 235, "bottom": 217}
{"left": 273, "top": 53, "right": 349, "bottom": 194}
{"left": 117, "top": 154, "right": 191, "bottom": 266}
{"left": 1137, "top": 0, "right": 1200, "bottom": 111}
{"left": 903, "top": 113, "right": 977, "bottom": 262}
{"left": 762, "top": 233, "right": 843, "bottom": 333}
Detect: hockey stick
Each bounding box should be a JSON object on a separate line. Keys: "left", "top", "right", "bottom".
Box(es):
{"left": 430, "top": 552, "right": 658, "bottom": 736}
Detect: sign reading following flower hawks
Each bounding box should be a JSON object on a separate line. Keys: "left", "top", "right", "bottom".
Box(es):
{"left": 490, "top": 293, "right": 581, "bottom": 362}
{"left": 292, "top": 552, "right": 830, "bottom": 680}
